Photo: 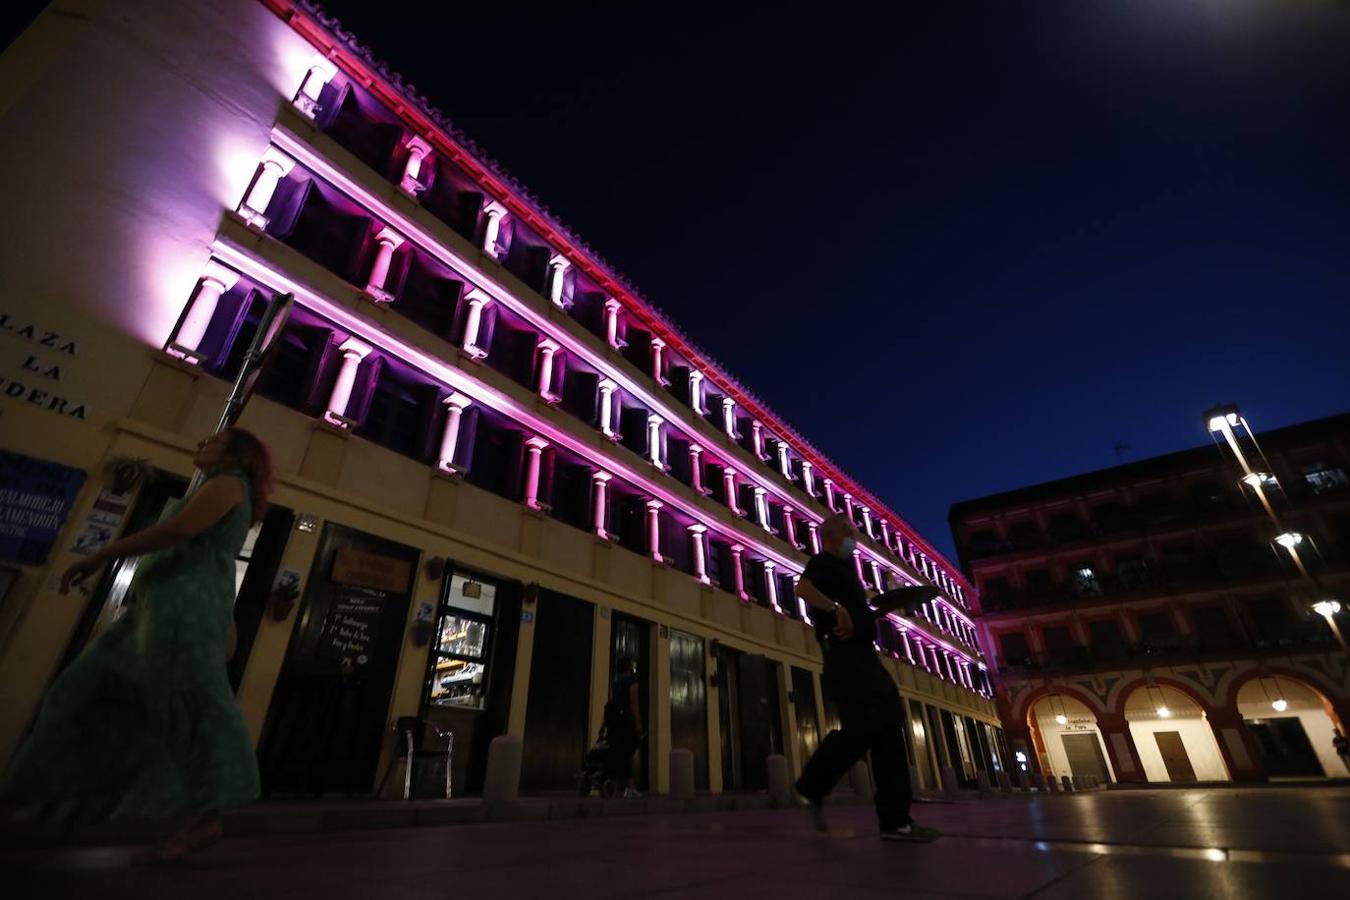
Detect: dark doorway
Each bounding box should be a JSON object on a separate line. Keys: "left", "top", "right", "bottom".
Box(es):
{"left": 715, "top": 645, "right": 778, "bottom": 791}
{"left": 610, "top": 610, "right": 651, "bottom": 792}
{"left": 259, "top": 524, "right": 419, "bottom": 796}
{"left": 521, "top": 590, "right": 593, "bottom": 791}
{"left": 1153, "top": 731, "right": 1198, "bottom": 782}
{"left": 1245, "top": 717, "right": 1324, "bottom": 778}
{"left": 1061, "top": 733, "right": 1111, "bottom": 783}
{"left": 790, "top": 667, "right": 821, "bottom": 774}
{"left": 229, "top": 505, "right": 297, "bottom": 690}
{"left": 909, "top": 700, "right": 939, "bottom": 789}
{"left": 669, "top": 629, "right": 709, "bottom": 790}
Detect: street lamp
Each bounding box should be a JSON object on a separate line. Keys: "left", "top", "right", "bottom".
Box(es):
{"left": 1274, "top": 532, "right": 1304, "bottom": 549}
{"left": 1312, "top": 599, "right": 1346, "bottom": 651}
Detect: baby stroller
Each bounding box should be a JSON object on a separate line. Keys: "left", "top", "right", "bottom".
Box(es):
{"left": 576, "top": 726, "right": 626, "bottom": 797}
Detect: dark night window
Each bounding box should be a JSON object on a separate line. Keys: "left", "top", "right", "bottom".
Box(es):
{"left": 551, "top": 458, "right": 593, "bottom": 532}
{"left": 1088, "top": 619, "right": 1126, "bottom": 660}
{"left": 998, "top": 632, "right": 1031, "bottom": 667}
{"left": 1137, "top": 611, "right": 1177, "bottom": 649}
{"left": 968, "top": 529, "right": 997, "bottom": 556}
{"left": 1247, "top": 597, "right": 1294, "bottom": 645}
{"left": 1190, "top": 605, "right": 1237, "bottom": 650}
{"left": 1303, "top": 461, "right": 1349, "bottom": 495}
{"left": 357, "top": 364, "right": 433, "bottom": 459}
{"left": 1041, "top": 625, "right": 1077, "bottom": 665}
{"left": 1048, "top": 512, "right": 1083, "bottom": 543}
{"left": 1007, "top": 520, "right": 1042, "bottom": 548}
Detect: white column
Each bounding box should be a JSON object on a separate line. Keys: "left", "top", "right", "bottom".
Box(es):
{"left": 482, "top": 200, "right": 508, "bottom": 258}
{"left": 879, "top": 520, "right": 890, "bottom": 549}
{"left": 777, "top": 441, "right": 791, "bottom": 477}
{"left": 689, "top": 443, "right": 706, "bottom": 492}
{"left": 364, "top": 226, "right": 405, "bottom": 301}
{"left": 170, "top": 260, "right": 240, "bottom": 360}
{"left": 861, "top": 506, "right": 873, "bottom": 537}
{"left": 604, "top": 298, "right": 623, "bottom": 348}
{"left": 852, "top": 548, "right": 865, "bottom": 584}
{"left": 807, "top": 521, "right": 821, "bottom": 555}
{"left": 753, "top": 487, "right": 770, "bottom": 531}
{"left": 323, "top": 337, "right": 372, "bottom": 427}
{"left": 961, "top": 661, "right": 974, "bottom": 691}
{"left": 238, "top": 147, "right": 296, "bottom": 227}
{"left": 900, "top": 629, "right": 915, "bottom": 664}
{"left": 523, "top": 437, "right": 549, "bottom": 510}
{"left": 843, "top": 493, "right": 855, "bottom": 522}
{"left": 823, "top": 478, "right": 836, "bottom": 511}
{"left": 794, "top": 574, "right": 806, "bottom": 619}
{"left": 802, "top": 460, "right": 816, "bottom": 495}
{"left": 293, "top": 58, "right": 336, "bottom": 118}
{"left": 546, "top": 254, "right": 570, "bottom": 307}
{"left": 721, "top": 397, "right": 737, "bottom": 439}
{"left": 689, "top": 369, "right": 705, "bottom": 414}
{"left": 751, "top": 421, "right": 767, "bottom": 459}
{"left": 436, "top": 392, "right": 473, "bottom": 474}
{"left": 400, "top": 136, "right": 433, "bottom": 195}
{"left": 591, "top": 471, "right": 611, "bottom": 538}
{"left": 650, "top": 337, "right": 668, "bottom": 384}
{"left": 647, "top": 413, "right": 665, "bottom": 468}
{"left": 730, "top": 544, "right": 747, "bottom": 599}
{"left": 764, "top": 561, "right": 780, "bottom": 612}
{"left": 723, "top": 467, "right": 740, "bottom": 514}
{"left": 646, "top": 499, "right": 664, "bottom": 562}
{"left": 688, "top": 523, "right": 709, "bottom": 584}
{"left": 597, "top": 378, "right": 619, "bottom": 439}
{"left": 783, "top": 508, "right": 798, "bottom": 547}
{"left": 536, "top": 338, "right": 560, "bottom": 402}
{"left": 461, "top": 289, "right": 492, "bottom": 358}
{"left": 869, "top": 560, "right": 883, "bottom": 592}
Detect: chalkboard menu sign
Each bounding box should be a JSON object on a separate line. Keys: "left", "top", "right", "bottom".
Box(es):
{"left": 317, "top": 585, "right": 386, "bottom": 668}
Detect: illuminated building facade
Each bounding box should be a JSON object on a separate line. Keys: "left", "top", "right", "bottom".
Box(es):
{"left": 950, "top": 413, "right": 1350, "bottom": 785}
{"left": 0, "top": 0, "right": 1000, "bottom": 798}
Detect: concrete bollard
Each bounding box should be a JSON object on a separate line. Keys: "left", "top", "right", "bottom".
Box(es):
{"left": 482, "top": 735, "right": 523, "bottom": 806}
{"left": 1072, "top": 774, "right": 1085, "bottom": 791}
{"left": 1047, "top": 775, "right": 1060, "bottom": 792}
{"left": 1085, "top": 774, "right": 1097, "bottom": 790}
{"left": 670, "top": 748, "right": 695, "bottom": 799}
{"left": 849, "top": 760, "right": 872, "bottom": 798}
{"left": 1033, "top": 773, "right": 1048, "bottom": 792}
{"left": 766, "top": 754, "right": 791, "bottom": 805}
{"left": 1061, "top": 775, "right": 1074, "bottom": 793}
{"left": 1016, "top": 771, "right": 1031, "bottom": 792}
{"left": 941, "top": 765, "right": 960, "bottom": 797}
{"left": 977, "top": 769, "right": 992, "bottom": 794}
{"left": 996, "top": 769, "right": 1013, "bottom": 793}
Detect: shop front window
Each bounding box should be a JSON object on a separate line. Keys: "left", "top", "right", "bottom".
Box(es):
{"left": 427, "top": 573, "right": 497, "bottom": 709}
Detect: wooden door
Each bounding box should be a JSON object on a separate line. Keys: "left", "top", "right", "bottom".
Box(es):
{"left": 520, "top": 590, "right": 593, "bottom": 791}
{"left": 1062, "top": 732, "right": 1112, "bottom": 783}
{"left": 1153, "top": 731, "right": 1198, "bottom": 782}
{"left": 670, "top": 630, "right": 709, "bottom": 790}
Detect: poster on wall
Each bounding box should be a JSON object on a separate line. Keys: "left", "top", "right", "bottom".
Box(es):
{"left": 0, "top": 449, "right": 87, "bottom": 565}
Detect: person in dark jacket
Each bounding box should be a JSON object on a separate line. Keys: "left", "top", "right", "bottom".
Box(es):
{"left": 793, "top": 513, "right": 939, "bottom": 842}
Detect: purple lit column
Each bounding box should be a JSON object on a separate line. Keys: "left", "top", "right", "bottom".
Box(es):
{"left": 170, "top": 260, "right": 240, "bottom": 362}
{"left": 536, "top": 338, "right": 561, "bottom": 402}
{"left": 650, "top": 337, "right": 669, "bottom": 385}
{"left": 546, "top": 255, "right": 570, "bottom": 307}
{"left": 323, "top": 338, "right": 372, "bottom": 427}
{"left": 646, "top": 414, "right": 665, "bottom": 468}
{"left": 400, "top": 136, "right": 432, "bottom": 195}
{"left": 436, "top": 392, "right": 472, "bottom": 474}
{"left": 764, "top": 560, "right": 780, "bottom": 612}
{"left": 591, "top": 471, "right": 611, "bottom": 538}
{"left": 598, "top": 379, "right": 619, "bottom": 439}
{"left": 802, "top": 460, "right": 817, "bottom": 496}
{"left": 730, "top": 544, "right": 748, "bottom": 600}
{"left": 237, "top": 147, "right": 295, "bottom": 227}
{"left": 364, "top": 226, "right": 405, "bottom": 302}
{"left": 523, "top": 437, "right": 549, "bottom": 510}
{"left": 482, "top": 201, "right": 508, "bottom": 258}
{"left": 645, "top": 500, "right": 663, "bottom": 562}
{"left": 753, "top": 486, "right": 770, "bottom": 531}
{"left": 783, "top": 507, "right": 798, "bottom": 547}
{"left": 688, "top": 524, "right": 709, "bottom": 584}
{"left": 723, "top": 467, "right": 740, "bottom": 515}
{"left": 604, "top": 298, "right": 623, "bottom": 348}
{"left": 689, "top": 369, "right": 705, "bottom": 414}
{"left": 461, "top": 290, "right": 492, "bottom": 359}
{"left": 807, "top": 521, "right": 821, "bottom": 554}
{"left": 823, "top": 478, "right": 836, "bottom": 512}
{"left": 688, "top": 443, "right": 707, "bottom": 492}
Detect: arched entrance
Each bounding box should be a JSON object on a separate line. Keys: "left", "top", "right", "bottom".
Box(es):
{"left": 1028, "top": 693, "right": 1115, "bottom": 784}
{"left": 1236, "top": 676, "right": 1345, "bottom": 778}
{"left": 1122, "top": 684, "right": 1229, "bottom": 782}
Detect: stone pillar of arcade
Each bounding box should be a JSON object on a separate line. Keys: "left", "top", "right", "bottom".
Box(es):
{"left": 1207, "top": 707, "right": 1268, "bottom": 782}
{"left": 1096, "top": 713, "right": 1147, "bottom": 784}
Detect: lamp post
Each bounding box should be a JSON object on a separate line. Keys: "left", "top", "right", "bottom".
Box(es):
{"left": 1312, "top": 599, "right": 1346, "bottom": 652}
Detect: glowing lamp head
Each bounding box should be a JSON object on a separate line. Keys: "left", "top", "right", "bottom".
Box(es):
{"left": 1274, "top": 532, "right": 1304, "bottom": 550}
{"left": 1312, "top": 599, "right": 1342, "bottom": 617}
{"left": 1206, "top": 411, "right": 1239, "bottom": 433}
{"left": 1241, "top": 472, "right": 1276, "bottom": 490}
{"left": 1054, "top": 714, "right": 1068, "bottom": 726}
{"left": 1271, "top": 698, "right": 1288, "bottom": 713}
{"left": 1156, "top": 706, "right": 1172, "bottom": 719}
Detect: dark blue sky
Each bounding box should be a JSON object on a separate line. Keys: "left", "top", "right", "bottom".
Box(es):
{"left": 325, "top": 0, "right": 1350, "bottom": 560}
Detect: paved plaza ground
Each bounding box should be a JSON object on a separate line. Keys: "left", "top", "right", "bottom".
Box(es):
{"left": 5, "top": 786, "right": 1349, "bottom": 898}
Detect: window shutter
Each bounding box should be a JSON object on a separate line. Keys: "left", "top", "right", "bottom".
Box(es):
{"left": 204, "top": 286, "right": 259, "bottom": 371}
{"left": 538, "top": 447, "right": 557, "bottom": 511}
{"left": 477, "top": 302, "right": 499, "bottom": 356}
{"left": 345, "top": 354, "right": 384, "bottom": 428}
{"left": 453, "top": 406, "right": 480, "bottom": 473}
{"left": 300, "top": 330, "right": 340, "bottom": 415}
{"left": 264, "top": 178, "right": 312, "bottom": 240}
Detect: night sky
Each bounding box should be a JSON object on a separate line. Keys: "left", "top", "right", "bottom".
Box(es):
{"left": 22, "top": 1, "right": 1350, "bottom": 561}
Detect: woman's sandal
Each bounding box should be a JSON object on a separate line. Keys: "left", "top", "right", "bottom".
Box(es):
{"left": 132, "top": 817, "right": 223, "bottom": 865}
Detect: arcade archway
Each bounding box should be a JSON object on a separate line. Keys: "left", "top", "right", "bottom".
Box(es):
{"left": 1236, "top": 675, "right": 1345, "bottom": 778}
{"left": 1122, "top": 684, "right": 1229, "bottom": 782}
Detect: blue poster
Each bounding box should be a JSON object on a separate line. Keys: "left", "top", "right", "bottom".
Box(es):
{"left": 0, "top": 450, "right": 87, "bottom": 565}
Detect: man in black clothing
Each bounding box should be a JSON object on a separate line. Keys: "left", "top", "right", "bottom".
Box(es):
{"left": 794, "top": 513, "right": 939, "bottom": 842}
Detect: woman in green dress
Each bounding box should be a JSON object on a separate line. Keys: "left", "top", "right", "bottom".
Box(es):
{"left": 1, "top": 427, "right": 274, "bottom": 862}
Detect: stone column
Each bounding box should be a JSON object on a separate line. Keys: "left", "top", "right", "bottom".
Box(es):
{"left": 647, "top": 413, "right": 664, "bottom": 468}
{"left": 170, "top": 260, "right": 240, "bottom": 361}
{"left": 481, "top": 201, "right": 508, "bottom": 258}
{"left": 546, "top": 254, "right": 570, "bottom": 307}
{"left": 650, "top": 337, "right": 668, "bottom": 384}
{"left": 723, "top": 467, "right": 740, "bottom": 515}
{"left": 807, "top": 521, "right": 821, "bottom": 554}
{"left": 777, "top": 441, "right": 792, "bottom": 477}
{"left": 730, "top": 544, "right": 748, "bottom": 600}
{"left": 591, "top": 471, "right": 611, "bottom": 538}
{"left": 1206, "top": 707, "right": 1267, "bottom": 782}
{"left": 645, "top": 500, "right": 663, "bottom": 562}
{"left": 688, "top": 443, "right": 706, "bottom": 492}
{"left": 323, "top": 337, "right": 371, "bottom": 427}
{"left": 400, "top": 136, "right": 433, "bottom": 195}
{"left": 1096, "top": 713, "right": 1146, "bottom": 784}
{"left": 598, "top": 378, "right": 619, "bottom": 439}
{"left": 689, "top": 369, "right": 705, "bottom": 414}
{"left": 604, "top": 298, "right": 623, "bottom": 348}
{"left": 751, "top": 421, "right": 767, "bottom": 459}
{"left": 364, "top": 226, "right": 405, "bottom": 301}
{"left": 238, "top": 147, "right": 295, "bottom": 227}
{"left": 436, "top": 392, "right": 473, "bottom": 474}
{"left": 721, "top": 397, "right": 737, "bottom": 439}
{"left": 522, "top": 437, "right": 549, "bottom": 510}
{"left": 461, "top": 289, "right": 492, "bottom": 359}
{"left": 823, "top": 478, "right": 837, "bottom": 512}
{"left": 688, "top": 524, "right": 709, "bottom": 584}
{"left": 801, "top": 460, "right": 816, "bottom": 496}
{"left": 783, "top": 508, "right": 798, "bottom": 547}
{"left": 536, "top": 338, "right": 560, "bottom": 402}
{"left": 753, "top": 487, "right": 770, "bottom": 531}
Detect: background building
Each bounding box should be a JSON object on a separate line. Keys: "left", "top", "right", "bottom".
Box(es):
{"left": 950, "top": 412, "right": 1350, "bottom": 785}
{"left": 0, "top": 0, "right": 999, "bottom": 800}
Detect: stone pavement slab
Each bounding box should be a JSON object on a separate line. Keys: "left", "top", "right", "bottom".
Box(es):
{"left": 5, "top": 787, "right": 1349, "bottom": 899}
